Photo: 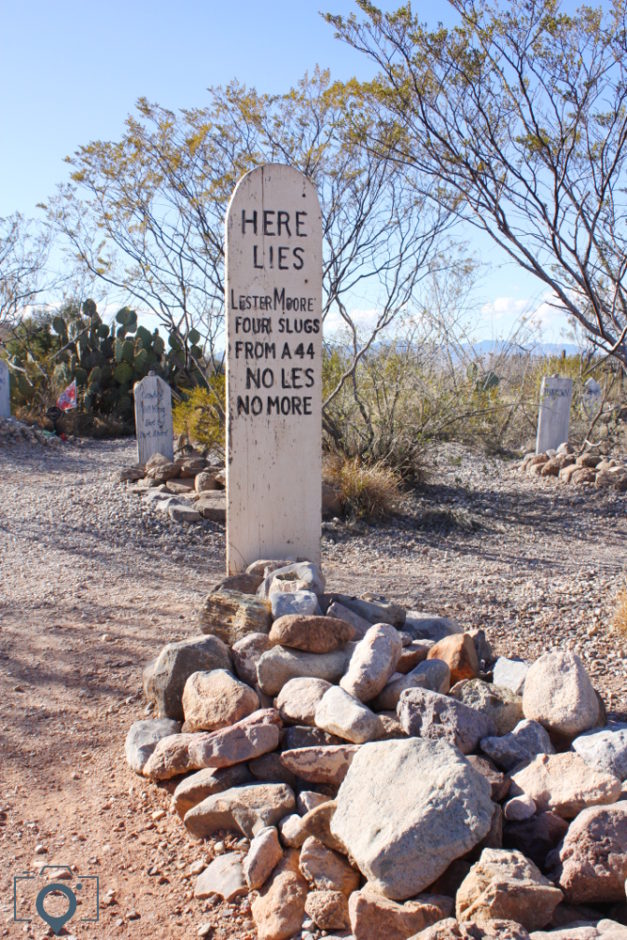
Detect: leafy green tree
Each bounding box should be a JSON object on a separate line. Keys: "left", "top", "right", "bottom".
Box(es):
{"left": 327, "top": 0, "right": 627, "bottom": 369}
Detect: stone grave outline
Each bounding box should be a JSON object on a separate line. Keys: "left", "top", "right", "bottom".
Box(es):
{"left": 0, "top": 359, "right": 9, "bottom": 419}
{"left": 225, "top": 164, "right": 322, "bottom": 574}
{"left": 133, "top": 372, "right": 174, "bottom": 464}
{"left": 536, "top": 375, "right": 573, "bottom": 453}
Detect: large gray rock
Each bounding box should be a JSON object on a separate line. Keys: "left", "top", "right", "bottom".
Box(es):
{"left": 398, "top": 687, "right": 496, "bottom": 754}
{"left": 372, "top": 659, "right": 450, "bottom": 711}
{"left": 143, "top": 635, "right": 231, "bottom": 721}
{"left": 171, "top": 764, "right": 252, "bottom": 817}
{"left": 509, "top": 752, "right": 621, "bottom": 818}
{"left": 480, "top": 719, "right": 555, "bottom": 771}
{"left": 330, "top": 738, "right": 494, "bottom": 900}
{"left": 124, "top": 718, "right": 181, "bottom": 774}
{"left": 331, "top": 594, "right": 406, "bottom": 627}
{"left": 280, "top": 745, "right": 360, "bottom": 787}
{"left": 326, "top": 601, "right": 372, "bottom": 639}
{"left": 404, "top": 611, "right": 461, "bottom": 642}
{"left": 194, "top": 852, "right": 247, "bottom": 901}
{"left": 315, "top": 686, "right": 382, "bottom": 744}
{"left": 270, "top": 590, "right": 321, "bottom": 618}
{"left": 275, "top": 676, "right": 332, "bottom": 726}
{"left": 256, "top": 646, "right": 347, "bottom": 696}
{"left": 572, "top": 722, "right": 627, "bottom": 780}
{"left": 184, "top": 782, "right": 295, "bottom": 838}
{"left": 522, "top": 650, "right": 602, "bottom": 739}
{"left": 340, "top": 623, "right": 403, "bottom": 702}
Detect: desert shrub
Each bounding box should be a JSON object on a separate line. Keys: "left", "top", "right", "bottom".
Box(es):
{"left": 172, "top": 374, "right": 225, "bottom": 453}
{"left": 323, "top": 454, "right": 402, "bottom": 520}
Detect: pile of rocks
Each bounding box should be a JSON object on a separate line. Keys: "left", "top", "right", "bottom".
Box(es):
{"left": 125, "top": 560, "right": 627, "bottom": 940}
{"left": 118, "top": 450, "right": 228, "bottom": 524}
{"left": 118, "top": 450, "right": 344, "bottom": 526}
{"left": 0, "top": 415, "right": 63, "bottom": 447}
{"left": 521, "top": 444, "right": 627, "bottom": 491}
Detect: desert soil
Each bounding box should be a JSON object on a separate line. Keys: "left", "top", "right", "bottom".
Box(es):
{"left": 0, "top": 436, "right": 625, "bottom": 939}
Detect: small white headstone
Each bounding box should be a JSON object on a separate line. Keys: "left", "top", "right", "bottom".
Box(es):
{"left": 0, "top": 360, "right": 9, "bottom": 418}
{"left": 134, "top": 373, "right": 173, "bottom": 464}
{"left": 536, "top": 375, "right": 572, "bottom": 453}
{"left": 225, "top": 164, "right": 322, "bottom": 574}
{"left": 582, "top": 378, "right": 602, "bottom": 418}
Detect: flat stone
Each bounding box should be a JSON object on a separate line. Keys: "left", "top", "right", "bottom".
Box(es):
{"left": 480, "top": 719, "right": 555, "bottom": 771}
{"left": 231, "top": 632, "right": 272, "bottom": 687}
{"left": 269, "top": 614, "right": 355, "bottom": 653}
{"left": 257, "top": 646, "right": 347, "bottom": 696}
{"left": 143, "top": 634, "right": 231, "bottom": 721}
{"left": 572, "top": 722, "right": 627, "bottom": 780}
{"left": 315, "top": 686, "right": 382, "bottom": 743}
{"left": 258, "top": 561, "right": 325, "bottom": 598}
{"left": 298, "top": 835, "right": 359, "bottom": 894}
{"left": 348, "top": 885, "right": 454, "bottom": 940}
{"left": 171, "top": 764, "right": 252, "bottom": 817}
{"left": 251, "top": 849, "right": 308, "bottom": 940}
{"left": 165, "top": 478, "right": 195, "bottom": 494}
{"left": 194, "top": 852, "right": 247, "bottom": 901}
{"left": 330, "top": 739, "right": 494, "bottom": 900}
{"left": 270, "top": 590, "right": 321, "bottom": 618}
{"left": 280, "top": 745, "right": 360, "bottom": 787}
{"left": 144, "top": 709, "right": 281, "bottom": 780}
{"left": 398, "top": 687, "right": 496, "bottom": 754}
{"left": 275, "top": 677, "right": 332, "bottom": 726}
{"left": 195, "top": 491, "right": 226, "bottom": 522}
{"left": 509, "top": 752, "right": 621, "bottom": 818}
{"left": 450, "top": 679, "right": 523, "bottom": 736}
{"left": 210, "top": 572, "right": 263, "bottom": 595}
{"left": 340, "top": 623, "right": 402, "bottom": 702}
{"left": 182, "top": 669, "right": 259, "bottom": 732}
{"left": 372, "top": 659, "right": 451, "bottom": 710}
{"left": 547, "top": 803, "right": 627, "bottom": 903}
{"left": 404, "top": 611, "right": 462, "bottom": 642}
{"left": 325, "top": 601, "right": 371, "bottom": 639}
{"left": 493, "top": 657, "right": 530, "bottom": 695}
{"left": 243, "top": 826, "right": 283, "bottom": 889}
{"left": 305, "top": 890, "right": 350, "bottom": 931}
{"left": 248, "top": 752, "right": 298, "bottom": 787}
{"left": 198, "top": 590, "right": 271, "bottom": 645}
{"left": 522, "top": 650, "right": 602, "bottom": 739}
{"left": 125, "top": 718, "right": 181, "bottom": 774}
{"left": 169, "top": 503, "right": 201, "bottom": 523}
{"left": 331, "top": 594, "right": 406, "bottom": 626}
{"left": 427, "top": 634, "right": 479, "bottom": 684}
{"left": 502, "top": 811, "right": 569, "bottom": 869}
{"left": 456, "top": 848, "right": 563, "bottom": 931}
{"left": 184, "top": 783, "right": 295, "bottom": 838}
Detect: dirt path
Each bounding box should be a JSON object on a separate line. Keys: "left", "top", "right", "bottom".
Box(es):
{"left": 0, "top": 437, "right": 625, "bottom": 939}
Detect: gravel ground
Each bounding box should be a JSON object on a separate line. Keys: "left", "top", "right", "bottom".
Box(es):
{"left": 0, "top": 432, "right": 625, "bottom": 939}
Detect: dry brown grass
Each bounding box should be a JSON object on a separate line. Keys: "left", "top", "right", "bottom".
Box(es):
{"left": 613, "top": 586, "right": 627, "bottom": 637}
{"left": 323, "top": 455, "right": 402, "bottom": 521}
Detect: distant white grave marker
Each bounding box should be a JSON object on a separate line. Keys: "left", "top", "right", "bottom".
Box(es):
{"left": 0, "top": 360, "right": 9, "bottom": 418}
{"left": 536, "top": 375, "right": 573, "bottom": 453}
{"left": 225, "top": 164, "right": 322, "bottom": 574}
{"left": 134, "top": 373, "right": 173, "bottom": 464}
{"left": 582, "top": 378, "right": 602, "bottom": 418}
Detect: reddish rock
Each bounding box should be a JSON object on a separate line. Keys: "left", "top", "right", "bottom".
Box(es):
{"left": 427, "top": 634, "right": 479, "bottom": 684}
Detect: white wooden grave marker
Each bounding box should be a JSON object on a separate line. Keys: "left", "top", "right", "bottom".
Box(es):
{"left": 536, "top": 375, "right": 573, "bottom": 453}
{"left": 582, "top": 378, "right": 602, "bottom": 418}
{"left": 134, "top": 373, "right": 173, "bottom": 464}
{"left": 0, "top": 360, "right": 9, "bottom": 418}
{"left": 225, "top": 164, "right": 322, "bottom": 574}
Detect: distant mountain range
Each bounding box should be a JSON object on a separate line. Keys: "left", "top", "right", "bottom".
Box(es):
{"left": 468, "top": 339, "right": 581, "bottom": 358}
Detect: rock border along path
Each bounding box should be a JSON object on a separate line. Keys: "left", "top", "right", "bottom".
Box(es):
{"left": 0, "top": 436, "right": 625, "bottom": 938}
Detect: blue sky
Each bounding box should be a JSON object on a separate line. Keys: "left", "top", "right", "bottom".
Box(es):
{"left": 0, "top": 0, "right": 575, "bottom": 344}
